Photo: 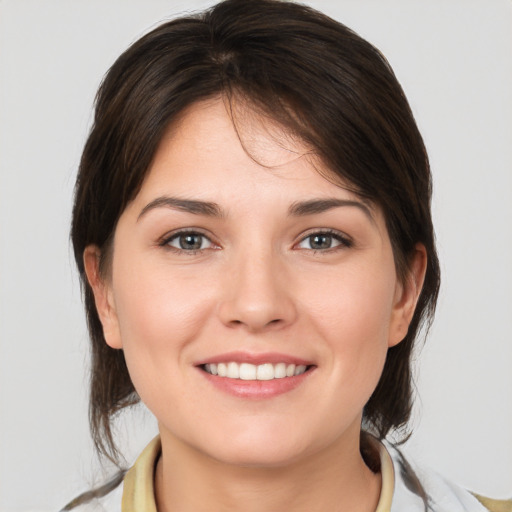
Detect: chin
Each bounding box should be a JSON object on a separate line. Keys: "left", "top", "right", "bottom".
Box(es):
{"left": 193, "top": 423, "right": 319, "bottom": 469}
{"left": 210, "top": 442, "right": 308, "bottom": 469}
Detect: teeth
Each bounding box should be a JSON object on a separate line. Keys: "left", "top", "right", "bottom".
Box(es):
{"left": 239, "top": 363, "right": 256, "bottom": 380}
{"left": 227, "top": 362, "right": 239, "bottom": 379}
{"left": 274, "top": 363, "right": 287, "bottom": 378}
{"left": 204, "top": 362, "right": 309, "bottom": 380}
{"left": 256, "top": 363, "right": 274, "bottom": 381}
{"left": 217, "top": 363, "right": 227, "bottom": 377}
{"left": 294, "top": 365, "right": 307, "bottom": 376}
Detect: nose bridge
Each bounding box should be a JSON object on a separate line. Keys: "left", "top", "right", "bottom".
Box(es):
{"left": 218, "top": 240, "right": 296, "bottom": 331}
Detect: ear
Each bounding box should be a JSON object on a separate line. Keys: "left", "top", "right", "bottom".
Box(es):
{"left": 388, "top": 243, "right": 427, "bottom": 347}
{"left": 83, "top": 245, "right": 123, "bottom": 349}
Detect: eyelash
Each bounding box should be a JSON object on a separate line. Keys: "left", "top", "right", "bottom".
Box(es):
{"left": 159, "top": 230, "right": 217, "bottom": 254}
{"left": 295, "top": 229, "right": 353, "bottom": 253}
{"left": 159, "top": 228, "right": 352, "bottom": 255}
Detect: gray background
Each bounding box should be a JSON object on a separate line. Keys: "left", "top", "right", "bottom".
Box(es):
{"left": 0, "top": 1, "right": 511, "bottom": 510}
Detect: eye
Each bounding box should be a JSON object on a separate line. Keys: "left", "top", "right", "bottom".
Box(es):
{"left": 163, "top": 231, "right": 215, "bottom": 252}
{"left": 296, "top": 231, "right": 352, "bottom": 251}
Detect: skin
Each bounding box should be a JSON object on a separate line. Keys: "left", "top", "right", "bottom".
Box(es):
{"left": 84, "top": 98, "right": 426, "bottom": 512}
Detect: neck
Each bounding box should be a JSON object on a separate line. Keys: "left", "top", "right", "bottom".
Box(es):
{"left": 155, "top": 427, "right": 381, "bottom": 512}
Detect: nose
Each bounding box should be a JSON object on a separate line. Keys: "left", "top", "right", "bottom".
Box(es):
{"left": 217, "top": 249, "right": 297, "bottom": 333}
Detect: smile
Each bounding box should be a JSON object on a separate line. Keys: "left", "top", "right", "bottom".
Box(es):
{"left": 203, "top": 362, "right": 308, "bottom": 380}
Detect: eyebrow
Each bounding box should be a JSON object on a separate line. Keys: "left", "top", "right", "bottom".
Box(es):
{"left": 288, "top": 198, "right": 375, "bottom": 222}
{"left": 137, "top": 195, "right": 374, "bottom": 222}
{"left": 137, "top": 196, "right": 224, "bottom": 220}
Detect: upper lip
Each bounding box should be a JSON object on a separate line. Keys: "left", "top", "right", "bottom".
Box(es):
{"left": 195, "top": 351, "right": 315, "bottom": 367}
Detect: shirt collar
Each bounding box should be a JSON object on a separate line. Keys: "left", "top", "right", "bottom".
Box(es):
{"left": 122, "top": 435, "right": 161, "bottom": 512}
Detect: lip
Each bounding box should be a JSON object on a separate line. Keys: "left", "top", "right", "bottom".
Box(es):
{"left": 195, "top": 352, "right": 316, "bottom": 399}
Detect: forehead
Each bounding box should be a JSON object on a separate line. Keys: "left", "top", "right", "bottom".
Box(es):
{"left": 136, "top": 97, "right": 368, "bottom": 209}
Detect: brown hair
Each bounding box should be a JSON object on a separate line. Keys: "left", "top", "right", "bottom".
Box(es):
{"left": 71, "top": 0, "right": 440, "bottom": 463}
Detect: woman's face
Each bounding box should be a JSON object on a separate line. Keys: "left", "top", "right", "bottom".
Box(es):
{"left": 86, "top": 98, "right": 422, "bottom": 467}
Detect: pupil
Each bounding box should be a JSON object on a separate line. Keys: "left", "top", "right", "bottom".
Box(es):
{"left": 311, "top": 234, "right": 331, "bottom": 249}
{"left": 180, "top": 234, "right": 201, "bottom": 250}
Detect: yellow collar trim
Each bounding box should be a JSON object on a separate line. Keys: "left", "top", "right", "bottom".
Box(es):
{"left": 121, "top": 436, "right": 394, "bottom": 512}
{"left": 375, "top": 440, "right": 394, "bottom": 512}
{"left": 473, "top": 494, "right": 512, "bottom": 512}
{"left": 122, "top": 435, "right": 161, "bottom": 512}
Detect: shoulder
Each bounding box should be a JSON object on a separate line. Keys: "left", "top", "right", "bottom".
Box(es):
{"left": 60, "top": 473, "right": 124, "bottom": 512}
{"left": 60, "top": 436, "right": 160, "bottom": 512}
{"left": 67, "top": 487, "right": 123, "bottom": 512}
{"left": 385, "top": 442, "right": 512, "bottom": 512}
{"left": 66, "top": 485, "right": 123, "bottom": 512}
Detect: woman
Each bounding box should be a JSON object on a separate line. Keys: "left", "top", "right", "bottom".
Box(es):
{"left": 63, "top": 0, "right": 509, "bottom": 510}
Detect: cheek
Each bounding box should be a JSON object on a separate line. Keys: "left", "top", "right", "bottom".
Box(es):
{"left": 113, "top": 251, "right": 217, "bottom": 334}
{"left": 110, "top": 259, "right": 216, "bottom": 395}
{"left": 300, "top": 259, "right": 397, "bottom": 391}
{"left": 306, "top": 261, "right": 397, "bottom": 343}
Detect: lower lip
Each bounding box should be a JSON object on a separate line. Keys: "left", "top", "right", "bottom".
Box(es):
{"left": 199, "top": 367, "right": 314, "bottom": 399}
